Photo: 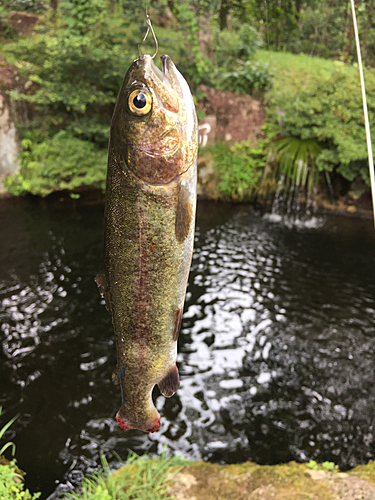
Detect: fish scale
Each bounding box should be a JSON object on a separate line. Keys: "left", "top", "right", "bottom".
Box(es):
{"left": 96, "top": 54, "right": 198, "bottom": 433}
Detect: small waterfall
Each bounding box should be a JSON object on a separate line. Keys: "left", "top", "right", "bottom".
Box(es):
{"left": 271, "top": 179, "right": 317, "bottom": 220}
{"left": 268, "top": 136, "right": 321, "bottom": 221}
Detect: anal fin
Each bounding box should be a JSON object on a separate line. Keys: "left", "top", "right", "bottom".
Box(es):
{"left": 95, "top": 270, "right": 110, "bottom": 313}
{"left": 158, "top": 365, "right": 180, "bottom": 398}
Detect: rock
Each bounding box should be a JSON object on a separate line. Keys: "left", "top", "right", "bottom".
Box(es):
{"left": 249, "top": 484, "right": 277, "bottom": 498}
{"left": 0, "top": 57, "right": 21, "bottom": 193}
{"left": 330, "top": 475, "right": 375, "bottom": 500}
{"left": 172, "top": 472, "right": 198, "bottom": 500}
{"left": 8, "top": 11, "right": 38, "bottom": 37}
{"left": 167, "top": 461, "right": 375, "bottom": 500}
{"left": 197, "top": 85, "right": 266, "bottom": 145}
{"left": 305, "top": 469, "right": 328, "bottom": 481}
{"left": 348, "top": 178, "right": 368, "bottom": 201}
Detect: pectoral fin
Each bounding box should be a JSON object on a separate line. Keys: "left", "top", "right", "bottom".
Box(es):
{"left": 175, "top": 186, "right": 193, "bottom": 243}
{"left": 95, "top": 270, "right": 110, "bottom": 313}
{"left": 172, "top": 306, "right": 183, "bottom": 342}
{"left": 158, "top": 365, "right": 180, "bottom": 398}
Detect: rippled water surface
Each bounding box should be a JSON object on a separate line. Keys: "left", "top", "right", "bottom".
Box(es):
{"left": 1, "top": 197, "right": 375, "bottom": 498}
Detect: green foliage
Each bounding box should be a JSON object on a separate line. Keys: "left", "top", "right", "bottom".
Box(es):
{"left": 169, "top": 1, "right": 215, "bottom": 87}
{"left": 4, "top": 131, "right": 107, "bottom": 196}
{"left": 209, "top": 140, "right": 268, "bottom": 201}
{"left": 2, "top": 0, "right": 372, "bottom": 199}
{"left": 65, "top": 450, "right": 190, "bottom": 500}
{"left": 219, "top": 60, "right": 274, "bottom": 96}
{"left": 0, "top": 407, "right": 40, "bottom": 500}
{"left": 231, "top": 0, "right": 375, "bottom": 65}
{"left": 256, "top": 49, "right": 337, "bottom": 93}
{"left": 0, "top": 461, "right": 41, "bottom": 500}
{"left": 245, "top": 0, "right": 303, "bottom": 51}
{"left": 0, "top": 9, "right": 203, "bottom": 196}
{"left": 297, "top": 3, "right": 349, "bottom": 59}
{"left": 214, "top": 23, "right": 262, "bottom": 67}
{"left": 213, "top": 23, "right": 272, "bottom": 95}
{"left": 59, "top": 0, "right": 106, "bottom": 35}
{"left": 0, "top": 0, "right": 46, "bottom": 13}
{"left": 265, "top": 62, "right": 375, "bottom": 186}
{"left": 3, "top": 26, "right": 132, "bottom": 144}
{"left": 307, "top": 460, "right": 339, "bottom": 473}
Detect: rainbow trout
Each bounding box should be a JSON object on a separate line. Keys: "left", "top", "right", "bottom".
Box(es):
{"left": 96, "top": 53, "right": 198, "bottom": 433}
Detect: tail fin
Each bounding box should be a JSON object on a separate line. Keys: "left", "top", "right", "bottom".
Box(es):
{"left": 115, "top": 388, "right": 161, "bottom": 433}
{"left": 116, "top": 411, "right": 160, "bottom": 433}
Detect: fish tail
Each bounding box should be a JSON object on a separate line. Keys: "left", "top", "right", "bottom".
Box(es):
{"left": 116, "top": 411, "right": 161, "bottom": 433}
{"left": 115, "top": 394, "right": 161, "bottom": 433}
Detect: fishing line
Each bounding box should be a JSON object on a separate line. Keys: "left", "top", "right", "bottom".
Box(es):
{"left": 350, "top": 0, "right": 375, "bottom": 228}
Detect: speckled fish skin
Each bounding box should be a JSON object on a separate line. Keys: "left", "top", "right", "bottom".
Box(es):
{"left": 96, "top": 54, "right": 198, "bottom": 433}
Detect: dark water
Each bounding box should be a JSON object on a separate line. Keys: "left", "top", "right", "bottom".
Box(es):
{"left": 1, "top": 196, "right": 375, "bottom": 498}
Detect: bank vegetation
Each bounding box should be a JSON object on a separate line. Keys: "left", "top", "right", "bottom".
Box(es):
{"left": 0, "top": 0, "right": 374, "bottom": 209}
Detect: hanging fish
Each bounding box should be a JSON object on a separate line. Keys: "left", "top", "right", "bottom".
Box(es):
{"left": 96, "top": 36, "right": 198, "bottom": 432}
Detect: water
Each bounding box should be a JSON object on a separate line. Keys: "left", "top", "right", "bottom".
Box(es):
{"left": 0, "top": 196, "right": 375, "bottom": 498}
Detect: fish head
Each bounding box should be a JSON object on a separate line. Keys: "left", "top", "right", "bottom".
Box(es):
{"left": 110, "top": 54, "right": 198, "bottom": 186}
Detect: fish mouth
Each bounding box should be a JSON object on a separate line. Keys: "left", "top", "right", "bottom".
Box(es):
{"left": 133, "top": 130, "right": 179, "bottom": 158}
{"left": 140, "top": 54, "right": 172, "bottom": 85}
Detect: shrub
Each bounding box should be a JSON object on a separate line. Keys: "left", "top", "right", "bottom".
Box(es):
{"left": 219, "top": 60, "right": 274, "bottom": 96}
{"left": 0, "top": 12, "right": 199, "bottom": 195}
{"left": 3, "top": 131, "right": 107, "bottom": 196}
{"left": 0, "top": 461, "right": 41, "bottom": 500}
{"left": 207, "top": 140, "right": 268, "bottom": 201}
{"left": 214, "top": 23, "right": 262, "bottom": 67}
{"left": 265, "top": 64, "right": 375, "bottom": 186}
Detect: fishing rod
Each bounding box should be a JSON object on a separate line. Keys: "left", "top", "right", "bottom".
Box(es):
{"left": 351, "top": 0, "right": 375, "bottom": 229}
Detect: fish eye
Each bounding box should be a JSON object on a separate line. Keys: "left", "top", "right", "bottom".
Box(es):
{"left": 128, "top": 89, "right": 152, "bottom": 116}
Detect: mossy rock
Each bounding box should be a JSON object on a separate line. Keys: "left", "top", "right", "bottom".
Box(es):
{"left": 169, "top": 461, "right": 375, "bottom": 500}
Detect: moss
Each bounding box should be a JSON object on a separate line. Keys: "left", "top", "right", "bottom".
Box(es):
{"left": 169, "top": 461, "right": 354, "bottom": 500}
{"left": 349, "top": 460, "right": 375, "bottom": 484}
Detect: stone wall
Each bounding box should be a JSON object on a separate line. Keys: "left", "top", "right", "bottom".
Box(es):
{"left": 0, "top": 57, "right": 20, "bottom": 194}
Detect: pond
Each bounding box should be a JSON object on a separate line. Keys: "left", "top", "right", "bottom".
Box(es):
{"left": 0, "top": 196, "right": 375, "bottom": 498}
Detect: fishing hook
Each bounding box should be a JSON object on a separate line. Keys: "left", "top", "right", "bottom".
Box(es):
{"left": 138, "top": 15, "right": 158, "bottom": 59}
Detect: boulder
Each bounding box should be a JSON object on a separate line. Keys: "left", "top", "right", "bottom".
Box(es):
{"left": 0, "top": 57, "right": 21, "bottom": 194}
{"left": 197, "top": 85, "right": 266, "bottom": 146}
{"left": 8, "top": 11, "right": 38, "bottom": 37}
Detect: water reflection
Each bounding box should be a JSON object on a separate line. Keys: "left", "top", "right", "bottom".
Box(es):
{"left": 0, "top": 198, "right": 375, "bottom": 498}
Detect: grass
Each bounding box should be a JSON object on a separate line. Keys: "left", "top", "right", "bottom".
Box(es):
{"left": 0, "top": 407, "right": 18, "bottom": 457}
{"left": 64, "top": 450, "right": 190, "bottom": 500}
{"left": 1, "top": 406, "right": 188, "bottom": 500}
{"left": 256, "top": 49, "right": 357, "bottom": 93}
